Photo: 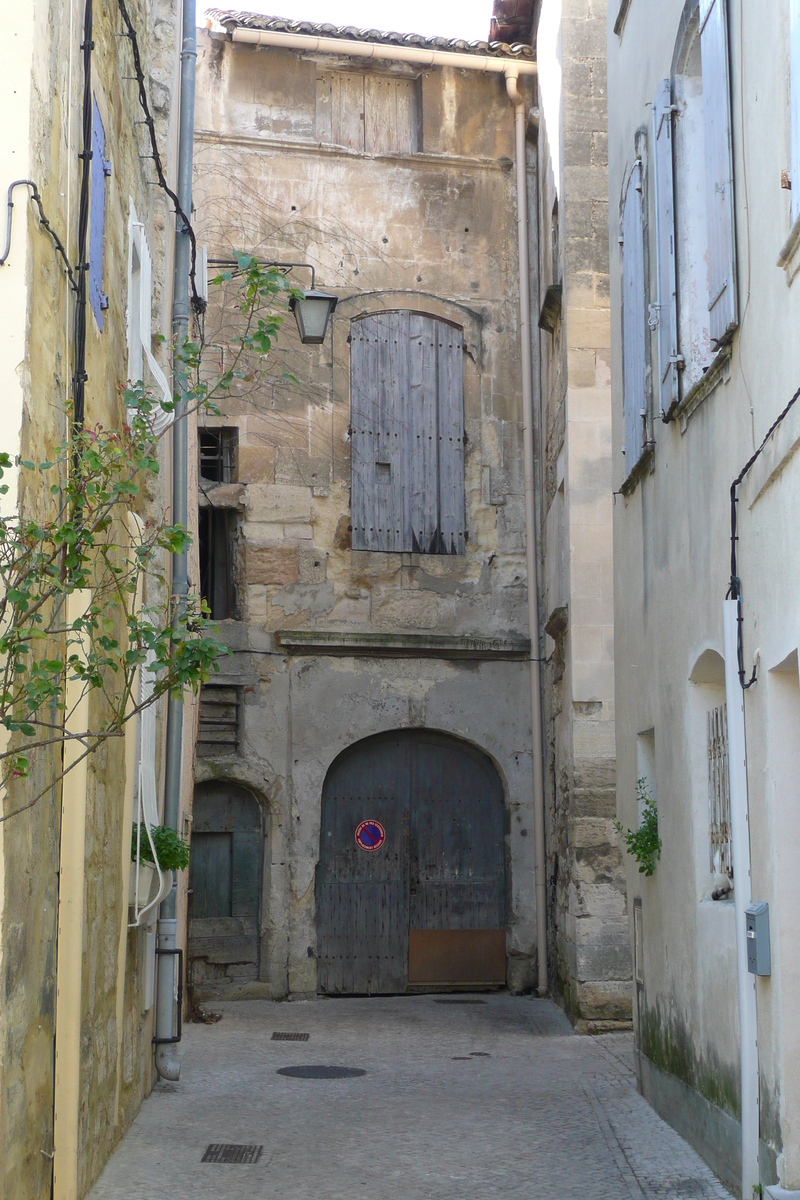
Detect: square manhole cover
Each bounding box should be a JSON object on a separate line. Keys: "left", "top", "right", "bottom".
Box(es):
{"left": 202, "top": 1144, "right": 263, "bottom": 1164}
{"left": 271, "top": 1032, "right": 310, "bottom": 1041}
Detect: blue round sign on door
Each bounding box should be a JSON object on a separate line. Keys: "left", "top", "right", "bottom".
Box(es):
{"left": 355, "top": 820, "right": 386, "bottom": 851}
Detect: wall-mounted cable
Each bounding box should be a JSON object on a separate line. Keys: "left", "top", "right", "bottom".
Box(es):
{"left": 728, "top": 380, "right": 800, "bottom": 688}
{"left": 71, "top": 0, "right": 94, "bottom": 430}
{"left": 0, "top": 180, "right": 78, "bottom": 293}
{"left": 115, "top": 0, "right": 205, "bottom": 315}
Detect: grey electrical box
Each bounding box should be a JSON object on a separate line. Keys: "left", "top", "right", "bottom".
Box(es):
{"left": 745, "top": 901, "right": 771, "bottom": 976}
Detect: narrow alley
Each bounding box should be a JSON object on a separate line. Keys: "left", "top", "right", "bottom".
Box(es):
{"left": 88, "top": 995, "right": 732, "bottom": 1200}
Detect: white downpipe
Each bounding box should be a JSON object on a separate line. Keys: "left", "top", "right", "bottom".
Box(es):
{"left": 722, "top": 599, "right": 759, "bottom": 1199}
{"left": 224, "top": 25, "right": 547, "bottom": 994}
{"left": 505, "top": 68, "right": 547, "bottom": 997}
{"left": 228, "top": 26, "right": 538, "bottom": 77}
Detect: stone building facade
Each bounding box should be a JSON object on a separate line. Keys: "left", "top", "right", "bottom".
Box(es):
{"left": 533, "top": 0, "right": 631, "bottom": 1029}
{"left": 189, "top": 7, "right": 629, "bottom": 1026}
{"left": 192, "top": 13, "right": 541, "bottom": 1000}
{"left": 0, "top": 2, "right": 186, "bottom": 1196}
{"left": 608, "top": 0, "right": 800, "bottom": 1191}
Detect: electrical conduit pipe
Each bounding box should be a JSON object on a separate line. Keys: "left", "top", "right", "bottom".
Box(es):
{"left": 223, "top": 25, "right": 548, "bottom": 995}
{"left": 155, "top": 0, "right": 197, "bottom": 1081}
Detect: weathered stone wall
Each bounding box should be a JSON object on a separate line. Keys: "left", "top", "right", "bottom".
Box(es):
{"left": 535, "top": 0, "right": 630, "bottom": 1028}
{"left": 192, "top": 30, "right": 542, "bottom": 995}
{"left": 0, "top": 2, "right": 180, "bottom": 1196}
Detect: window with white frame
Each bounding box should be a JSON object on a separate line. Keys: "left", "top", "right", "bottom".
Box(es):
{"left": 127, "top": 204, "right": 173, "bottom": 434}
{"left": 621, "top": 158, "right": 648, "bottom": 469}
{"left": 652, "top": 0, "right": 738, "bottom": 413}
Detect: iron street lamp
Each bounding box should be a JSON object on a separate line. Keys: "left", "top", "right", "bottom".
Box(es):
{"left": 289, "top": 286, "right": 338, "bottom": 344}
{"left": 206, "top": 257, "right": 338, "bottom": 344}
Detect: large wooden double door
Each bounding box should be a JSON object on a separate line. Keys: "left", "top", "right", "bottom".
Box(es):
{"left": 316, "top": 730, "right": 506, "bottom": 995}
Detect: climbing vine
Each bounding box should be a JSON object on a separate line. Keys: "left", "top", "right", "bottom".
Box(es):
{"left": 0, "top": 257, "right": 297, "bottom": 818}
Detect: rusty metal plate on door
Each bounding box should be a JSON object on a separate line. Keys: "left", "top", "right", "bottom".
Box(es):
{"left": 408, "top": 929, "right": 506, "bottom": 985}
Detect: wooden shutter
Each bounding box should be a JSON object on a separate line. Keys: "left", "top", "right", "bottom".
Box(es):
{"left": 652, "top": 79, "right": 679, "bottom": 416}
{"left": 792, "top": 0, "right": 800, "bottom": 225}
{"left": 350, "top": 312, "right": 465, "bottom": 553}
{"left": 350, "top": 313, "right": 407, "bottom": 552}
{"left": 433, "top": 321, "right": 465, "bottom": 554}
{"left": 699, "top": 0, "right": 738, "bottom": 345}
{"left": 621, "top": 161, "right": 647, "bottom": 466}
{"left": 89, "top": 97, "right": 110, "bottom": 330}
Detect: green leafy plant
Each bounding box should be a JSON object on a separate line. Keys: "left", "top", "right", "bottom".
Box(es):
{"left": 615, "top": 778, "right": 662, "bottom": 876}
{"left": 0, "top": 258, "right": 293, "bottom": 820}
{"left": 132, "top": 823, "right": 189, "bottom": 872}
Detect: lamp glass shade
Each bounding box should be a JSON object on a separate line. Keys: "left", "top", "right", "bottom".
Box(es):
{"left": 289, "top": 290, "right": 338, "bottom": 344}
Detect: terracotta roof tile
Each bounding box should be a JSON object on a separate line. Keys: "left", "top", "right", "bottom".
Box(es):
{"left": 206, "top": 9, "right": 535, "bottom": 59}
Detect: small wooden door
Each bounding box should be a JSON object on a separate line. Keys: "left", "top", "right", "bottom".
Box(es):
{"left": 316, "top": 731, "right": 505, "bottom": 995}
{"left": 189, "top": 782, "right": 262, "bottom": 994}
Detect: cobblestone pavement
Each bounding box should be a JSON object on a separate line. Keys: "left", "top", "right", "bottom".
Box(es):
{"left": 88, "top": 994, "right": 734, "bottom": 1200}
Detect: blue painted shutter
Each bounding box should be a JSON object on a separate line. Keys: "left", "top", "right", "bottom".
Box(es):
{"left": 791, "top": 0, "right": 800, "bottom": 225}
{"left": 621, "top": 161, "right": 647, "bottom": 466}
{"left": 652, "top": 79, "right": 679, "bottom": 416}
{"left": 699, "top": 0, "right": 738, "bottom": 346}
{"left": 89, "top": 97, "right": 110, "bottom": 330}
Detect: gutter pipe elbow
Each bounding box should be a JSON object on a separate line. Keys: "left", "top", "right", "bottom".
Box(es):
{"left": 154, "top": 1045, "right": 181, "bottom": 1082}
{"left": 504, "top": 66, "right": 525, "bottom": 111}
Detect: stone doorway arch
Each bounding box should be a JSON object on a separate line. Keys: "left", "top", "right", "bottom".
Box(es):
{"left": 316, "top": 729, "right": 506, "bottom": 995}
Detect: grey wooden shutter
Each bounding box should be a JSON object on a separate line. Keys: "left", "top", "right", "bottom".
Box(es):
{"left": 621, "top": 161, "right": 647, "bottom": 467}
{"left": 350, "top": 313, "right": 406, "bottom": 552}
{"left": 350, "top": 312, "right": 465, "bottom": 554}
{"left": 406, "top": 313, "right": 439, "bottom": 553}
{"left": 434, "top": 322, "right": 466, "bottom": 554}
{"left": 699, "top": 0, "right": 738, "bottom": 345}
{"left": 652, "top": 79, "right": 679, "bottom": 416}
{"left": 792, "top": 0, "right": 800, "bottom": 225}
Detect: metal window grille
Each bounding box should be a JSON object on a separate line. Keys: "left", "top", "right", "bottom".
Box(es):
{"left": 199, "top": 428, "right": 238, "bottom": 483}
{"left": 707, "top": 704, "right": 732, "bottom": 875}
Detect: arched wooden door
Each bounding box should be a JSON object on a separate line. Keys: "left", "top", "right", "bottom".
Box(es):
{"left": 316, "top": 731, "right": 506, "bottom": 995}
{"left": 189, "top": 782, "right": 262, "bottom": 994}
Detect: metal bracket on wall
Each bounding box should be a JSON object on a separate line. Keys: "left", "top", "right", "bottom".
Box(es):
{"left": 152, "top": 946, "right": 183, "bottom": 1045}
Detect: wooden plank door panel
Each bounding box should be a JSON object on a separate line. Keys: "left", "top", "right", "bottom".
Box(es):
{"left": 189, "top": 784, "right": 263, "bottom": 989}
{"left": 317, "top": 734, "right": 410, "bottom": 994}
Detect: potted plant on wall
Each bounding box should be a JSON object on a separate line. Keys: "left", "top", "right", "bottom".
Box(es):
{"left": 130, "top": 823, "right": 190, "bottom": 910}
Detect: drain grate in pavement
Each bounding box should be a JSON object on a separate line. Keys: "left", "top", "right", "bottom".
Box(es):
{"left": 271, "top": 1032, "right": 310, "bottom": 1041}
{"left": 434, "top": 997, "right": 486, "bottom": 1005}
{"left": 202, "top": 1144, "right": 263, "bottom": 1165}
{"left": 277, "top": 1065, "right": 366, "bottom": 1079}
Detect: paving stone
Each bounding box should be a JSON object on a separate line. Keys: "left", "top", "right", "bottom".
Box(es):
{"left": 87, "top": 995, "right": 734, "bottom": 1200}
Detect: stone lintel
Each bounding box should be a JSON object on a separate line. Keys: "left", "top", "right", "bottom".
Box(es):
{"left": 274, "top": 630, "right": 531, "bottom": 660}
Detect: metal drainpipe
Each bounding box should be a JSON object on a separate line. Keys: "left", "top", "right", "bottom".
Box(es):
{"left": 722, "top": 599, "right": 759, "bottom": 1198}
{"left": 504, "top": 66, "right": 548, "bottom": 997}
{"left": 154, "top": 0, "right": 196, "bottom": 1082}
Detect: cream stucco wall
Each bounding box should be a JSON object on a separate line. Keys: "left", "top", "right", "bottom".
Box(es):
{"left": 0, "top": 2, "right": 183, "bottom": 1197}
{"left": 608, "top": 0, "right": 800, "bottom": 1188}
